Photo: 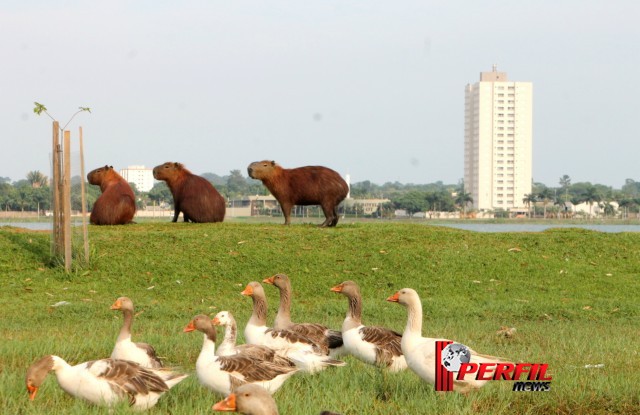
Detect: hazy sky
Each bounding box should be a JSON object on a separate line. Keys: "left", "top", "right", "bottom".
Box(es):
{"left": 2, "top": 1, "right": 639, "bottom": 188}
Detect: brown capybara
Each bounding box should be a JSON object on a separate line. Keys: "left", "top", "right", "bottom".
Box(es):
{"left": 247, "top": 160, "right": 349, "bottom": 227}
{"left": 87, "top": 165, "right": 136, "bottom": 225}
{"left": 152, "top": 162, "right": 225, "bottom": 223}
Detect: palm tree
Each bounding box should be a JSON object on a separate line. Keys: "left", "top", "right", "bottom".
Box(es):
{"left": 455, "top": 192, "right": 473, "bottom": 218}
{"left": 559, "top": 174, "right": 571, "bottom": 203}
{"left": 26, "top": 171, "right": 48, "bottom": 188}
{"left": 581, "top": 185, "right": 601, "bottom": 218}
{"left": 537, "top": 187, "right": 554, "bottom": 219}
{"left": 522, "top": 193, "right": 537, "bottom": 218}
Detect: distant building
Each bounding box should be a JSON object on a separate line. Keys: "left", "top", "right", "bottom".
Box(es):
{"left": 347, "top": 198, "right": 390, "bottom": 215}
{"left": 119, "top": 165, "right": 155, "bottom": 192}
{"left": 464, "top": 66, "right": 532, "bottom": 212}
{"left": 227, "top": 195, "right": 280, "bottom": 217}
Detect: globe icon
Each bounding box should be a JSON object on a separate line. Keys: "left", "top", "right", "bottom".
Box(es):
{"left": 441, "top": 343, "right": 471, "bottom": 372}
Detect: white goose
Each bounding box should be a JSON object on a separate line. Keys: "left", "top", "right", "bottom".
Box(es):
{"left": 212, "top": 310, "right": 295, "bottom": 368}
{"left": 263, "top": 273, "right": 344, "bottom": 357}
{"left": 331, "top": 281, "right": 407, "bottom": 371}
{"left": 26, "top": 355, "right": 187, "bottom": 410}
{"left": 212, "top": 384, "right": 279, "bottom": 415}
{"left": 241, "top": 282, "right": 346, "bottom": 373}
{"left": 212, "top": 383, "right": 343, "bottom": 415}
{"left": 387, "top": 288, "right": 508, "bottom": 393}
{"left": 110, "top": 296, "right": 163, "bottom": 368}
{"left": 183, "top": 314, "right": 298, "bottom": 396}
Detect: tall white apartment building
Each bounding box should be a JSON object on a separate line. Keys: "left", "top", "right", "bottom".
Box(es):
{"left": 464, "top": 66, "right": 532, "bottom": 212}
{"left": 119, "top": 165, "right": 155, "bottom": 192}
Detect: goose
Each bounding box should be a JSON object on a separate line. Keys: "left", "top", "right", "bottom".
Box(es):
{"left": 387, "top": 288, "right": 508, "bottom": 393}
{"left": 331, "top": 281, "right": 407, "bottom": 371}
{"left": 212, "top": 384, "right": 343, "bottom": 415}
{"left": 183, "top": 314, "right": 298, "bottom": 395}
{"left": 212, "top": 310, "right": 295, "bottom": 368}
{"left": 212, "top": 384, "right": 279, "bottom": 415}
{"left": 241, "top": 282, "right": 346, "bottom": 373}
{"left": 25, "top": 355, "right": 187, "bottom": 410}
{"left": 263, "top": 273, "right": 344, "bottom": 357}
{"left": 110, "top": 296, "right": 163, "bottom": 368}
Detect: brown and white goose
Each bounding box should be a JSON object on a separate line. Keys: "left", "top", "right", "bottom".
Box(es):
{"left": 263, "top": 273, "right": 344, "bottom": 357}
{"left": 331, "top": 281, "right": 407, "bottom": 371}
{"left": 110, "top": 297, "right": 163, "bottom": 368}
{"left": 184, "top": 315, "right": 298, "bottom": 396}
{"left": 212, "top": 310, "right": 295, "bottom": 368}
{"left": 26, "top": 355, "right": 187, "bottom": 410}
{"left": 212, "top": 384, "right": 343, "bottom": 415}
{"left": 241, "top": 282, "right": 346, "bottom": 373}
{"left": 387, "top": 288, "right": 508, "bottom": 393}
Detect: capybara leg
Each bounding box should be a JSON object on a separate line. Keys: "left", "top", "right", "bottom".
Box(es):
{"left": 330, "top": 206, "right": 340, "bottom": 227}
{"left": 281, "top": 203, "right": 293, "bottom": 225}
{"left": 172, "top": 202, "right": 181, "bottom": 222}
{"left": 320, "top": 204, "right": 334, "bottom": 227}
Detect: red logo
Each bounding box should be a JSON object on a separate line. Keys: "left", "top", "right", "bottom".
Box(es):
{"left": 435, "top": 341, "right": 552, "bottom": 392}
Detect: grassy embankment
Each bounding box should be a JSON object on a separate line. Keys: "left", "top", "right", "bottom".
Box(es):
{"left": 1, "top": 221, "right": 639, "bottom": 414}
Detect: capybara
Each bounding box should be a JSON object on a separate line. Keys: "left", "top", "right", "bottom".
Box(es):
{"left": 152, "top": 162, "right": 225, "bottom": 223}
{"left": 247, "top": 160, "right": 349, "bottom": 227}
{"left": 87, "top": 165, "right": 136, "bottom": 225}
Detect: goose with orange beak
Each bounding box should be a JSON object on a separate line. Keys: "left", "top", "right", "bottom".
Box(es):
{"left": 331, "top": 280, "right": 406, "bottom": 371}
{"left": 212, "top": 384, "right": 279, "bottom": 414}
{"left": 241, "top": 282, "right": 346, "bottom": 373}
{"left": 110, "top": 296, "right": 163, "bottom": 368}
{"left": 387, "top": 288, "right": 508, "bottom": 394}
{"left": 25, "top": 355, "right": 187, "bottom": 410}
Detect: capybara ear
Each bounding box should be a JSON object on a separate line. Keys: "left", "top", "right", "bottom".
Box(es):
{"left": 109, "top": 166, "right": 113, "bottom": 169}
{"left": 174, "top": 162, "right": 180, "bottom": 168}
{"left": 103, "top": 165, "right": 109, "bottom": 169}
{"left": 270, "top": 161, "right": 276, "bottom": 166}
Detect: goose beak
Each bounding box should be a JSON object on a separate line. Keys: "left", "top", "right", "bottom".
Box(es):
{"left": 241, "top": 285, "right": 253, "bottom": 296}
{"left": 330, "top": 284, "right": 343, "bottom": 293}
{"left": 386, "top": 292, "right": 400, "bottom": 302}
{"left": 183, "top": 320, "right": 196, "bottom": 332}
{"left": 27, "top": 383, "right": 38, "bottom": 401}
{"left": 263, "top": 276, "right": 275, "bottom": 285}
{"left": 212, "top": 392, "right": 237, "bottom": 411}
{"left": 110, "top": 299, "right": 122, "bottom": 310}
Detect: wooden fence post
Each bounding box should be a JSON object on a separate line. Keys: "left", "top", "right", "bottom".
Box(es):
{"left": 63, "top": 130, "right": 72, "bottom": 271}
{"left": 52, "top": 122, "right": 63, "bottom": 257}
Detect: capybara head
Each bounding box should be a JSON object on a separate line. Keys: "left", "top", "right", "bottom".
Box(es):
{"left": 153, "top": 162, "right": 187, "bottom": 181}
{"left": 87, "top": 165, "right": 115, "bottom": 185}
{"left": 247, "top": 160, "right": 278, "bottom": 180}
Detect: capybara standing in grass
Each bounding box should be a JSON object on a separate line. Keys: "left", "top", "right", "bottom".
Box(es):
{"left": 87, "top": 165, "right": 136, "bottom": 225}
{"left": 247, "top": 160, "right": 349, "bottom": 227}
{"left": 152, "top": 162, "right": 225, "bottom": 223}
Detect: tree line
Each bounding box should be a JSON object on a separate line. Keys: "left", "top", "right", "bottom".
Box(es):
{"left": 2, "top": 170, "right": 640, "bottom": 218}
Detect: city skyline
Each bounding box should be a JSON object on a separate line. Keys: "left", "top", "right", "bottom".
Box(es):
{"left": 2, "top": 2, "right": 639, "bottom": 188}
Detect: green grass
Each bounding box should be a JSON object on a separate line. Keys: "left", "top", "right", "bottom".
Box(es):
{"left": 1, "top": 221, "right": 639, "bottom": 414}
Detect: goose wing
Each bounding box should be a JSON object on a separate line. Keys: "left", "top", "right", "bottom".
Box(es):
{"left": 86, "top": 359, "right": 168, "bottom": 404}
